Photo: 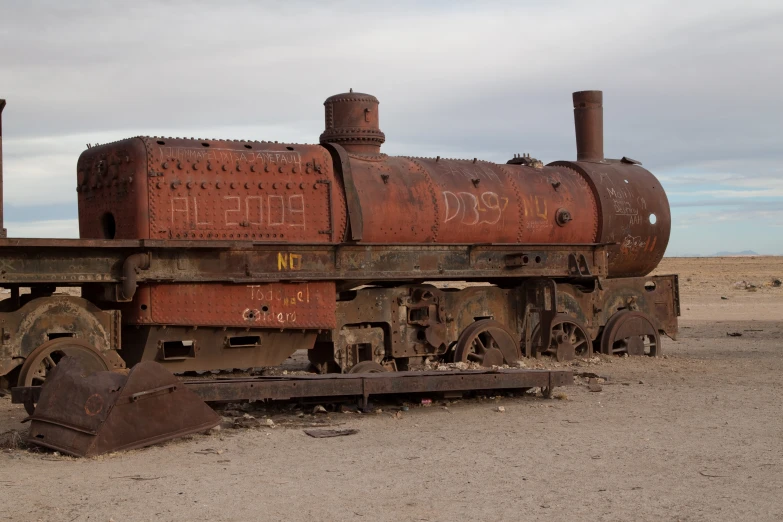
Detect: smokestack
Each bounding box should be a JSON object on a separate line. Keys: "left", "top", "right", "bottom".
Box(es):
{"left": 572, "top": 90, "right": 604, "bottom": 163}
{"left": 0, "top": 99, "right": 6, "bottom": 237}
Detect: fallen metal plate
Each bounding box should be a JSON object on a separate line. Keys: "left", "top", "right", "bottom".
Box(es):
{"left": 26, "top": 357, "right": 219, "bottom": 457}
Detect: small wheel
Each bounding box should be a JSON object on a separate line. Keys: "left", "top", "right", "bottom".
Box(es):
{"left": 348, "top": 361, "right": 387, "bottom": 374}
{"left": 600, "top": 311, "right": 661, "bottom": 356}
{"left": 17, "top": 338, "right": 111, "bottom": 387}
{"left": 454, "top": 319, "right": 519, "bottom": 367}
{"left": 532, "top": 315, "right": 592, "bottom": 362}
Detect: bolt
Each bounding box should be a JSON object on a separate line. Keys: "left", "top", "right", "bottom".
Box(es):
{"left": 556, "top": 208, "right": 572, "bottom": 226}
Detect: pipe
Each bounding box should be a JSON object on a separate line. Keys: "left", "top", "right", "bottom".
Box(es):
{"left": 120, "top": 253, "right": 150, "bottom": 301}
{"left": 572, "top": 90, "right": 604, "bottom": 163}
{"left": 0, "top": 99, "right": 6, "bottom": 237}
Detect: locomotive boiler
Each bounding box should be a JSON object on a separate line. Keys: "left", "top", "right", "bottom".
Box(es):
{"left": 0, "top": 90, "right": 678, "bottom": 388}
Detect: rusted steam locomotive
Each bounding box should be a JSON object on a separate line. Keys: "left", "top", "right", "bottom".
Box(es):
{"left": 0, "top": 90, "right": 678, "bottom": 390}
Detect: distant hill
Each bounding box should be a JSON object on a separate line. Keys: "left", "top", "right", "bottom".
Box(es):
{"left": 712, "top": 250, "right": 759, "bottom": 257}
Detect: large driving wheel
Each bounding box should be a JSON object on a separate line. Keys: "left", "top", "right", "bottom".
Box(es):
{"left": 600, "top": 311, "right": 661, "bottom": 356}
{"left": 17, "top": 338, "right": 111, "bottom": 387}
{"left": 453, "top": 319, "right": 520, "bottom": 367}
{"left": 532, "top": 315, "right": 592, "bottom": 362}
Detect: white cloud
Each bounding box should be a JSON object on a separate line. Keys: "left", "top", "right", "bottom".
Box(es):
{"left": 0, "top": 0, "right": 781, "bottom": 255}
{"left": 5, "top": 219, "right": 79, "bottom": 238}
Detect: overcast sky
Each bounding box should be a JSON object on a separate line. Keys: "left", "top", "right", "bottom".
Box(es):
{"left": 1, "top": 0, "right": 781, "bottom": 255}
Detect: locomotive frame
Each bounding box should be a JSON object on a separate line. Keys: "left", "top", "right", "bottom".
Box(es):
{"left": 0, "top": 90, "right": 679, "bottom": 398}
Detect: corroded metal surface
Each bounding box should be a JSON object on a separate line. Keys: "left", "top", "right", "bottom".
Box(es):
{"left": 0, "top": 99, "right": 6, "bottom": 237}
{"left": 453, "top": 319, "right": 520, "bottom": 367}
{"left": 26, "top": 357, "right": 219, "bottom": 457}
{"left": 186, "top": 368, "right": 574, "bottom": 404}
{"left": 14, "top": 367, "right": 574, "bottom": 417}
{"left": 600, "top": 311, "right": 661, "bottom": 356}
{"left": 0, "top": 239, "right": 610, "bottom": 285}
{"left": 551, "top": 161, "right": 670, "bottom": 277}
{"left": 320, "top": 91, "right": 385, "bottom": 155}
{"left": 120, "top": 326, "right": 316, "bottom": 373}
{"left": 77, "top": 138, "right": 347, "bottom": 243}
{"left": 0, "top": 296, "right": 123, "bottom": 377}
{"left": 123, "top": 282, "right": 336, "bottom": 328}
{"left": 329, "top": 149, "right": 600, "bottom": 245}
{"left": 16, "top": 337, "right": 112, "bottom": 388}
{"left": 551, "top": 91, "right": 670, "bottom": 277}
{"left": 0, "top": 89, "right": 678, "bottom": 387}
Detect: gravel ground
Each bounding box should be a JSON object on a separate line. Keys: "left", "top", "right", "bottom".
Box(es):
{"left": 1, "top": 256, "right": 782, "bottom": 521}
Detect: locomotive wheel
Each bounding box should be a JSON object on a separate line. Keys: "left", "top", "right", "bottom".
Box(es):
{"left": 453, "top": 320, "right": 519, "bottom": 367}
{"left": 531, "top": 315, "right": 592, "bottom": 362}
{"left": 600, "top": 311, "right": 661, "bottom": 357}
{"left": 17, "top": 338, "right": 111, "bottom": 388}
{"left": 348, "top": 361, "right": 387, "bottom": 373}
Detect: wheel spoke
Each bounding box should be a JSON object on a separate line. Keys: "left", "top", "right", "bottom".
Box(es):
{"left": 473, "top": 336, "right": 487, "bottom": 354}
{"left": 454, "top": 320, "right": 518, "bottom": 367}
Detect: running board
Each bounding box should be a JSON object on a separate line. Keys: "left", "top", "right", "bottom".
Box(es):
{"left": 13, "top": 367, "right": 572, "bottom": 413}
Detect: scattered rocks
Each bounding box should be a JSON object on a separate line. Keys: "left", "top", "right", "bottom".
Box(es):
{"left": 495, "top": 406, "right": 506, "bottom": 413}
{"left": 588, "top": 378, "right": 603, "bottom": 392}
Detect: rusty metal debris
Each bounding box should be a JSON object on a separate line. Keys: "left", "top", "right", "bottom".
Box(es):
{"left": 304, "top": 428, "right": 358, "bottom": 438}
{"left": 25, "top": 357, "right": 219, "bottom": 457}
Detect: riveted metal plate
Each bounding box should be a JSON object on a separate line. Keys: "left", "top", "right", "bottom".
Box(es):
{"left": 125, "top": 282, "right": 336, "bottom": 329}
{"left": 341, "top": 152, "right": 599, "bottom": 245}
{"left": 550, "top": 161, "right": 670, "bottom": 277}
{"left": 78, "top": 138, "right": 347, "bottom": 243}
{"left": 77, "top": 138, "right": 150, "bottom": 239}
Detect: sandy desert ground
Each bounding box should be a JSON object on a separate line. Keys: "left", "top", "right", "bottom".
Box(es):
{"left": 0, "top": 256, "right": 781, "bottom": 521}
